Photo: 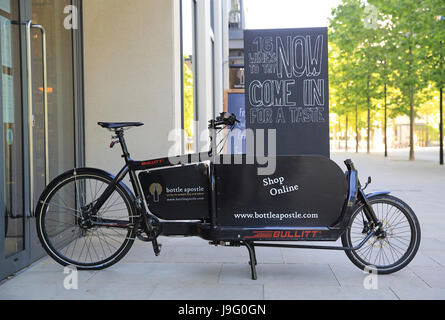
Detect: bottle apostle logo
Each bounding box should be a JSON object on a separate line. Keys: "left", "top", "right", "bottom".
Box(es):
{"left": 149, "top": 183, "right": 163, "bottom": 203}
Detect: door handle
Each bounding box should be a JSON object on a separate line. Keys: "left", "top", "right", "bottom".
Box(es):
{"left": 31, "top": 24, "right": 50, "bottom": 189}
{"left": 8, "top": 20, "right": 49, "bottom": 217}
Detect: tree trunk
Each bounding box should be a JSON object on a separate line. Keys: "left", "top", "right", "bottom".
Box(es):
{"left": 440, "top": 87, "right": 443, "bottom": 165}
{"left": 408, "top": 44, "right": 415, "bottom": 161}
{"left": 425, "top": 116, "right": 429, "bottom": 147}
{"left": 384, "top": 82, "right": 388, "bottom": 157}
{"left": 367, "top": 74, "right": 371, "bottom": 154}
{"left": 439, "top": 40, "right": 443, "bottom": 165}
{"left": 345, "top": 115, "right": 348, "bottom": 152}
{"left": 338, "top": 121, "right": 341, "bottom": 150}
{"left": 356, "top": 104, "right": 359, "bottom": 153}
{"left": 409, "top": 92, "right": 415, "bottom": 160}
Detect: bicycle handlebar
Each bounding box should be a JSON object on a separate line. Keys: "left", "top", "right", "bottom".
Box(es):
{"left": 213, "top": 112, "right": 240, "bottom": 127}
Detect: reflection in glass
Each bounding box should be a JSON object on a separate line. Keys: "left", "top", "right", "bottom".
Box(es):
{"left": 0, "top": 0, "right": 10, "bottom": 14}
{"left": 31, "top": 0, "right": 76, "bottom": 247}
{"left": 31, "top": 0, "right": 75, "bottom": 203}
{"left": 1, "top": 1, "right": 24, "bottom": 257}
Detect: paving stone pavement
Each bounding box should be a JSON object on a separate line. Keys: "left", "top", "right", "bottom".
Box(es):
{"left": 0, "top": 152, "right": 444, "bottom": 300}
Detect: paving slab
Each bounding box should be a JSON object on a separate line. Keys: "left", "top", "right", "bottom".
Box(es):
{"left": 80, "top": 279, "right": 157, "bottom": 300}
{"left": 0, "top": 279, "right": 157, "bottom": 300}
{"left": 88, "top": 262, "right": 222, "bottom": 285}
{"left": 164, "top": 244, "right": 284, "bottom": 264}
{"left": 407, "top": 251, "right": 442, "bottom": 268}
{"left": 0, "top": 265, "right": 96, "bottom": 300}
{"left": 150, "top": 283, "right": 264, "bottom": 300}
{"left": 423, "top": 251, "right": 445, "bottom": 268}
{"left": 0, "top": 284, "right": 90, "bottom": 300}
{"left": 281, "top": 246, "right": 352, "bottom": 266}
{"left": 409, "top": 266, "right": 445, "bottom": 289}
{"left": 0, "top": 266, "right": 96, "bottom": 288}
{"left": 219, "top": 263, "right": 339, "bottom": 286}
{"left": 329, "top": 263, "right": 430, "bottom": 289}
{"left": 264, "top": 284, "right": 397, "bottom": 300}
{"left": 390, "top": 285, "right": 445, "bottom": 300}
{"left": 418, "top": 237, "right": 445, "bottom": 251}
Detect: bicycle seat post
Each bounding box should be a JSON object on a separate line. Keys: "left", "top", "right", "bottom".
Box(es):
{"left": 116, "top": 129, "right": 131, "bottom": 162}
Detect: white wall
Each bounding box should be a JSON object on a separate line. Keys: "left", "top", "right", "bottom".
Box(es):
{"left": 83, "top": 0, "right": 228, "bottom": 175}
{"left": 83, "top": 0, "right": 181, "bottom": 174}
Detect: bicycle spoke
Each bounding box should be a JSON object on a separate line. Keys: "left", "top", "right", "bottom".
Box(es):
{"left": 350, "top": 199, "right": 415, "bottom": 268}
{"left": 40, "top": 174, "right": 134, "bottom": 267}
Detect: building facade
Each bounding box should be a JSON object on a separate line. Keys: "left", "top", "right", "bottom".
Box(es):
{"left": 0, "top": 0, "right": 230, "bottom": 280}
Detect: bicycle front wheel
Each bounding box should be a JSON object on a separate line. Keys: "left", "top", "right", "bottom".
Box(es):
{"left": 36, "top": 168, "right": 138, "bottom": 270}
{"left": 342, "top": 194, "right": 421, "bottom": 274}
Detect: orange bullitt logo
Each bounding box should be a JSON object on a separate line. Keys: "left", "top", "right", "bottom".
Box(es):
{"left": 245, "top": 230, "right": 322, "bottom": 239}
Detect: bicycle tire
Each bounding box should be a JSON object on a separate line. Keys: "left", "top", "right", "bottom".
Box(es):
{"left": 36, "top": 168, "right": 138, "bottom": 270}
{"left": 342, "top": 194, "right": 421, "bottom": 274}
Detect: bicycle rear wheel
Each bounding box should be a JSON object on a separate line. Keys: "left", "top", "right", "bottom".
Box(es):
{"left": 36, "top": 168, "right": 138, "bottom": 270}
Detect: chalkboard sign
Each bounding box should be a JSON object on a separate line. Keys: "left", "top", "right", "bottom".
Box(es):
{"left": 244, "top": 28, "right": 330, "bottom": 157}
{"left": 224, "top": 90, "right": 246, "bottom": 154}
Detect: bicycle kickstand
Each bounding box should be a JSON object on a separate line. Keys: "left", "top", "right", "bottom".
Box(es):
{"left": 152, "top": 239, "right": 162, "bottom": 256}
{"left": 243, "top": 241, "right": 258, "bottom": 280}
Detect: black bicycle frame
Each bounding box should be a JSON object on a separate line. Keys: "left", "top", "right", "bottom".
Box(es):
{"left": 86, "top": 129, "right": 209, "bottom": 228}
{"left": 87, "top": 128, "right": 384, "bottom": 247}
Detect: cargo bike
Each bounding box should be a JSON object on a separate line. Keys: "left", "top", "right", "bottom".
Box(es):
{"left": 35, "top": 113, "right": 421, "bottom": 279}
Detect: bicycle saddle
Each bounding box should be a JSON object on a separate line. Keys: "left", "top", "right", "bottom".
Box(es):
{"left": 98, "top": 122, "right": 144, "bottom": 130}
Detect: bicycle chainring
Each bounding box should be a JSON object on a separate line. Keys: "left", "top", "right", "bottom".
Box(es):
{"left": 137, "top": 216, "right": 162, "bottom": 242}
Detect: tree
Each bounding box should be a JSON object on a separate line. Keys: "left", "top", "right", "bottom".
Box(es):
{"left": 372, "top": 27, "right": 397, "bottom": 157}
{"left": 422, "top": 0, "right": 445, "bottom": 163}
{"left": 183, "top": 58, "right": 194, "bottom": 150}
{"left": 370, "top": 0, "right": 432, "bottom": 160}
{"left": 330, "top": 0, "right": 380, "bottom": 154}
{"left": 330, "top": 0, "right": 442, "bottom": 159}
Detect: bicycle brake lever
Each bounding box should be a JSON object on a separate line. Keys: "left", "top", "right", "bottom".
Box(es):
{"left": 362, "top": 176, "right": 372, "bottom": 190}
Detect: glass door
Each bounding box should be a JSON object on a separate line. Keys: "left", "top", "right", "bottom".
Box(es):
{"left": 0, "top": 0, "right": 29, "bottom": 279}
{"left": 0, "top": 0, "right": 81, "bottom": 279}
{"left": 29, "top": 0, "right": 77, "bottom": 261}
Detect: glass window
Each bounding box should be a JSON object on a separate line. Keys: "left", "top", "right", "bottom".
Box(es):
{"left": 1, "top": 0, "right": 25, "bottom": 257}
{"left": 229, "top": 0, "right": 241, "bottom": 29}
{"left": 31, "top": 0, "right": 75, "bottom": 193}
{"left": 181, "top": 0, "right": 197, "bottom": 153}
{"left": 229, "top": 50, "right": 245, "bottom": 89}
{"left": 29, "top": 0, "right": 77, "bottom": 249}
{"left": 210, "top": 1, "right": 216, "bottom": 119}
{"left": 210, "top": 0, "right": 214, "bottom": 31}
{"left": 0, "top": 0, "right": 10, "bottom": 14}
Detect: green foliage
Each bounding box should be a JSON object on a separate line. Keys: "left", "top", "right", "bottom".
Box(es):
{"left": 329, "top": 0, "right": 444, "bottom": 153}
{"left": 183, "top": 58, "right": 194, "bottom": 138}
